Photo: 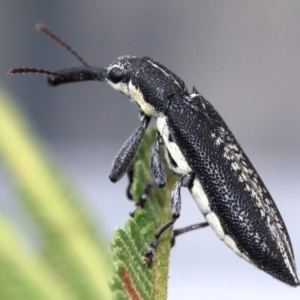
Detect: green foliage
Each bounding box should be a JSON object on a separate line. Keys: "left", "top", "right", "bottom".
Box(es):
{"left": 0, "top": 87, "right": 112, "bottom": 300}
{"left": 111, "top": 129, "right": 177, "bottom": 300}
{"left": 0, "top": 86, "right": 176, "bottom": 299}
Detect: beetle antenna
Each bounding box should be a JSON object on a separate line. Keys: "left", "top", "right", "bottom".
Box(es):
{"left": 36, "top": 23, "right": 90, "bottom": 67}
{"left": 8, "top": 67, "right": 66, "bottom": 78}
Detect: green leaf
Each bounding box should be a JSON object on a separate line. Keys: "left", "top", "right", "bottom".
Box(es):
{"left": 0, "top": 213, "right": 74, "bottom": 300}
{"left": 0, "top": 86, "right": 112, "bottom": 299}
{"left": 0, "top": 84, "right": 178, "bottom": 299}
{"left": 110, "top": 128, "right": 178, "bottom": 300}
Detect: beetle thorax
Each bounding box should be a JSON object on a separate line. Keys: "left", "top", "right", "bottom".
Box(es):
{"left": 128, "top": 81, "right": 162, "bottom": 117}
{"left": 107, "top": 79, "right": 162, "bottom": 117}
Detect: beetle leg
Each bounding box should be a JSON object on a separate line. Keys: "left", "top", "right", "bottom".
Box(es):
{"left": 129, "top": 131, "right": 166, "bottom": 214}
{"left": 139, "top": 131, "right": 166, "bottom": 203}
{"left": 144, "top": 173, "right": 194, "bottom": 265}
{"left": 109, "top": 114, "right": 151, "bottom": 183}
{"left": 173, "top": 222, "right": 209, "bottom": 237}
{"left": 138, "top": 130, "right": 166, "bottom": 205}
{"left": 150, "top": 131, "right": 166, "bottom": 188}
{"left": 171, "top": 222, "right": 209, "bottom": 247}
{"left": 126, "top": 168, "right": 134, "bottom": 200}
{"left": 128, "top": 179, "right": 156, "bottom": 218}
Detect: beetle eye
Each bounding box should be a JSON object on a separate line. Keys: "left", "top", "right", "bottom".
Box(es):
{"left": 108, "top": 67, "right": 123, "bottom": 83}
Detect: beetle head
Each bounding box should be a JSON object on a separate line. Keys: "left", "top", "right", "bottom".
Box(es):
{"left": 105, "top": 56, "right": 187, "bottom": 117}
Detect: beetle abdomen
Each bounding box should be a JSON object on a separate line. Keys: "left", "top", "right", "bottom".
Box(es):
{"left": 165, "top": 93, "right": 298, "bottom": 285}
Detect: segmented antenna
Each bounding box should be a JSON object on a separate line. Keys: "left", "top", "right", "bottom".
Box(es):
{"left": 36, "top": 23, "right": 89, "bottom": 67}
{"left": 8, "top": 67, "right": 66, "bottom": 78}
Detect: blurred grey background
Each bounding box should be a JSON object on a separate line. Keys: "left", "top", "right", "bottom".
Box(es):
{"left": 1, "top": 1, "right": 300, "bottom": 299}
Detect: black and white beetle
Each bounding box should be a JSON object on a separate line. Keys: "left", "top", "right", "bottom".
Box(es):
{"left": 9, "top": 24, "right": 299, "bottom": 286}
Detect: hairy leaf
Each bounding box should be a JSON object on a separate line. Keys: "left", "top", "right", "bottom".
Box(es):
{"left": 111, "top": 128, "right": 178, "bottom": 300}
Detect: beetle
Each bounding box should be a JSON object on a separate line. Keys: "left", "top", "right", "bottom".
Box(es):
{"left": 9, "top": 24, "right": 299, "bottom": 286}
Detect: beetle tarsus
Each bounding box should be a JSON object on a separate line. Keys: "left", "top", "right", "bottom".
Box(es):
{"left": 145, "top": 173, "right": 193, "bottom": 264}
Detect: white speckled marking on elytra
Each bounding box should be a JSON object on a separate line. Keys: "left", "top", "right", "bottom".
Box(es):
{"left": 190, "top": 178, "right": 255, "bottom": 265}
{"left": 157, "top": 116, "right": 192, "bottom": 175}
{"left": 211, "top": 125, "right": 298, "bottom": 281}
